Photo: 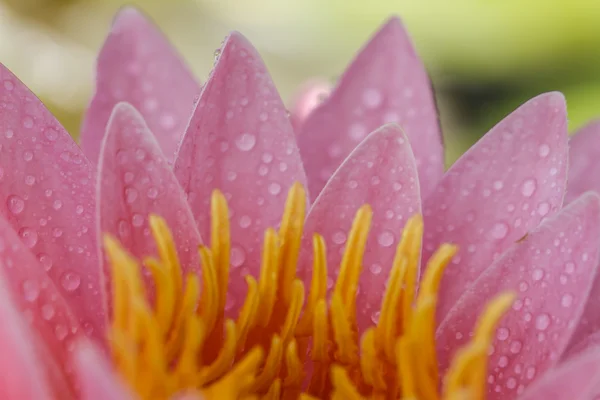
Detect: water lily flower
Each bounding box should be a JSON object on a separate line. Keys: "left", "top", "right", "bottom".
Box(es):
{"left": 1, "top": 6, "right": 600, "bottom": 400}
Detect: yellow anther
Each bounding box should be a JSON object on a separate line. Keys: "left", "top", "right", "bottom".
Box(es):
{"left": 297, "top": 234, "right": 327, "bottom": 335}
{"left": 277, "top": 182, "right": 306, "bottom": 306}
{"left": 106, "top": 183, "right": 514, "bottom": 400}
{"left": 331, "top": 366, "right": 365, "bottom": 400}
{"left": 256, "top": 228, "right": 280, "bottom": 327}
{"left": 235, "top": 276, "right": 260, "bottom": 354}
{"left": 210, "top": 190, "right": 230, "bottom": 313}
{"left": 284, "top": 340, "right": 303, "bottom": 387}
{"left": 334, "top": 204, "right": 373, "bottom": 321}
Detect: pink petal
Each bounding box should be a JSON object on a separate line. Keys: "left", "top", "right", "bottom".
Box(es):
{"left": 98, "top": 103, "right": 201, "bottom": 283}
{"left": 566, "top": 119, "right": 600, "bottom": 203}
{"left": 297, "top": 17, "right": 443, "bottom": 200}
{"left": 288, "top": 79, "right": 332, "bottom": 131}
{"left": 0, "top": 64, "right": 102, "bottom": 336}
{"left": 517, "top": 348, "right": 600, "bottom": 400}
{"left": 436, "top": 192, "right": 600, "bottom": 400}
{"left": 301, "top": 124, "right": 421, "bottom": 331}
{"left": 0, "top": 272, "right": 60, "bottom": 399}
{"left": 0, "top": 214, "right": 84, "bottom": 386}
{"left": 173, "top": 32, "right": 307, "bottom": 300}
{"left": 425, "top": 92, "right": 568, "bottom": 319}
{"left": 73, "top": 342, "right": 135, "bottom": 400}
{"left": 81, "top": 7, "right": 200, "bottom": 165}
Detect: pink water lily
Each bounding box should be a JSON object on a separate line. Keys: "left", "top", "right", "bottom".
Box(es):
{"left": 1, "top": 6, "right": 600, "bottom": 400}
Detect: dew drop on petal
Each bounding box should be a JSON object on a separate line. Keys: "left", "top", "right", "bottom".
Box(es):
{"left": 561, "top": 294, "right": 573, "bottom": 308}
{"left": 18, "top": 227, "right": 38, "bottom": 248}
{"left": 491, "top": 222, "right": 509, "bottom": 239}
{"left": 60, "top": 272, "right": 81, "bottom": 292}
{"left": 7, "top": 195, "right": 25, "bottom": 215}
{"left": 235, "top": 133, "right": 257, "bottom": 151}
{"left": 535, "top": 313, "right": 551, "bottom": 331}
{"left": 377, "top": 230, "right": 394, "bottom": 247}
{"left": 230, "top": 246, "right": 246, "bottom": 268}
{"left": 521, "top": 179, "right": 537, "bottom": 197}
{"left": 41, "top": 304, "right": 55, "bottom": 320}
{"left": 496, "top": 327, "right": 509, "bottom": 341}
{"left": 22, "top": 280, "right": 40, "bottom": 302}
{"left": 538, "top": 144, "right": 550, "bottom": 157}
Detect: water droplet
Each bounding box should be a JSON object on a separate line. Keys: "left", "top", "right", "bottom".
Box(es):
{"left": 561, "top": 294, "right": 573, "bottom": 308}
{"left": 369, "top": 264, "right": 382, "bottom": 275}
{"left": 7, "top": 195, "right": 25, "bottom": 214}
{"left": 4, "top": 129, "right": 13, "bottom": 139}
{"left": 535, "top": 313, "right": 550, "bottom": 331}
{"left": 491, "top": 222, "right": 509, "bottom": 239}
{"left": 24, "top": 175, "right": 35, "bottom": 186}
{"left": 531, "top": 268, "right": 544, "bottom": 281}
{"left": 235, "top": 133, "right": 257, "bottom": 151}
{"left": 332, "top": 231, "right": 347, "bottom": 245}
{"left": 52, "top": 228, "right": 63, "bottom": 238}
{"left": 147, "top": 187, "right": 158, "bottom": 199}
{"left": 377, "top": 230, "right": 394, "bottom": 247}
{"left": 23, "top": 151, "right": 33, "bottom": 161}
{"left": 132, "top": 213, "right": 144, "bottom": 227}
{"left": 22, "top": 116, "right": 34, "bottom": 129}
{"left": 565, "top": 262, "right": 575, "bottom": 274}
{"left": 371, "top": 311, "right": 381, "bottom": 324}
{"left": 239, "top": 216, "right": 252, "bottom": 229}
{"left": 537, "top": 202, "right": 550, "bottom": 216}
{"left": 3, "top": 80, "right": 14, "bottom": 91}
{"left": 53, "top": 199, "right": 63, "bottom": 210}
{"left": 261, "top": 153, "right": 273, "bottom": 163}
{"left": 362, "top": 88, "right": 383, "bottom": 109}
{"left": 526, "top": 366, "right": 536, "bottom": 380}
{"left": 493, "top": 180, "right": 504, "bottom": 190}
{"left": 61, "top": 272, "right": 81, "bottom": 292}
{"left": 496, "top": 327, "right": 509, "bottom": 341}
{"left": 231, "top": 246, "right": 246, "bottom": 267}
{"left": 18, "top": 227, "right": 38, "bottom": 248}
{"left": 44, "top": 128, "right": 58, "bottom": 141}
{"left": 38, "top": 253, "right": 53, "bottom": 271}
{"left": 521, "top": 179, "right": 537, "bottom": 197}
{"left": 75, "top": 205, "right": 84, "bottom": 215}
{"left": 506, "top": 377, "right": 517, "bottom": 389}
{"left": 125, "top": 187, "right": 138, "bottom": 204}
{"left": 510, "top": 340, "right": 522, "bottom": 354}
{"left": 41, "top": 304, "right": 55, "bottom": 320}
{"left": 498, "top": 355, "right": 509, "bottom": 367}
{"left": 268, "top": 182, "right": 281, "bottom": 195}
{"left": 349, "top": 123, "right": 367, "bottom": 141}
{"left": 55, "top": 324, "right": 68, "bottom": 341}
{"left": 538, "top": 144, "right": 550, "bottom": 157}
{"left": 22, "top": 280, "right": 40, "bottom": 302}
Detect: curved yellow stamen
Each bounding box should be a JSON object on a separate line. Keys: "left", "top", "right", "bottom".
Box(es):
{"left": 106, "top": 183, "right": 514, "bottom": 400}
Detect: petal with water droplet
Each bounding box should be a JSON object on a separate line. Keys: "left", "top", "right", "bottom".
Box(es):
{"left": 437, "top": 192, "right": 600, "bottom": 400}
{"left": 72, "top": 342, "right": 136, "bottom": 400}
{"left": 81, "top": 7, "right": 200, "bottom": 165}
{"left": 301, "top": 124, "right": 421, "bottom": 332}
{"left": 0, "top": 63, "right": 102, "bottom": 337}
{"left": 0, "top": 214, "right": 83, "bottom": 387}
{"left": 425, "top": 92, "right": 568, "bottom": 318}
{"left": 518, "top": 348, "right": 600, "bottom": 400}
{"left": 297, "top": 17, "right": 443, "bottom": 200}
{"left": 98, "top": 103, "right": 202, "bottom": 284}
{"left": 0, "top": 272, "right": 64, "bottom": 399}
{"left": 566, "top": 120, "right": 600, "bottom": 204}
{"left": 173, "top": 32, "right": 307, "bottom": 302}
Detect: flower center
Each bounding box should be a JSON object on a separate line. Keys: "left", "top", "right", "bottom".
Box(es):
{"left": 104, "top": 183, "right": 513, "bottom": 400}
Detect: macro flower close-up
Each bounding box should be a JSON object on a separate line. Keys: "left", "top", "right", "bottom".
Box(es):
{"left": 3, "top": 5, "right": 600, "bottom": 400}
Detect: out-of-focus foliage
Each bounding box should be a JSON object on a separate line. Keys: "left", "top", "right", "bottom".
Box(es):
{"left": 2, "top": 0, "right": 600, "bottom": 162}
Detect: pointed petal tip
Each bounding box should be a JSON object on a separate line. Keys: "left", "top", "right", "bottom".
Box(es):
{"left": 111, "top": 5, "right": 146, "bottom": 29}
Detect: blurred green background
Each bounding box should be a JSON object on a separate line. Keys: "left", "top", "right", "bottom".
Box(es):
{"left": 2, "top": 0, "right": 600, "bottom": 163}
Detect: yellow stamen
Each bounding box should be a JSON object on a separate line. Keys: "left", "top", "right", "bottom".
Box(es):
{"left": 105, "top": 183, "right": 514, "bottom": 400}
